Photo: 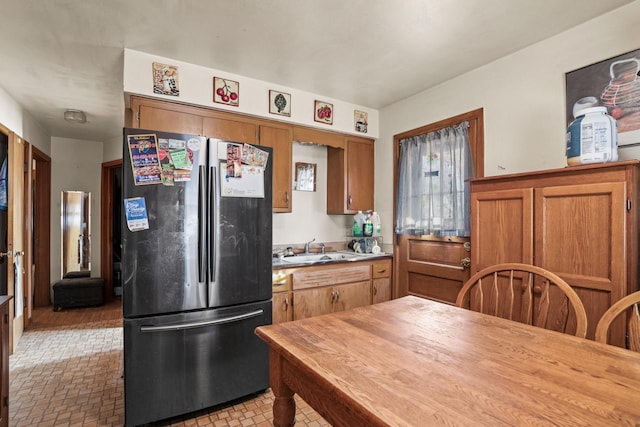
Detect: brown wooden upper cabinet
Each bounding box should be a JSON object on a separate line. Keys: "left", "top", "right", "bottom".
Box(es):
{"left": 129, "top": 96, "right": 292, "bottom": 213}
{"left": 129, "top": 96, "right": 375, "bottom": 215}
{"left": 203, "top": 117, "right": 257, "bottom": 144}
{"left": 259, "top": 125, "right": 292, "bottom": 212}
{"left": 327, "top": 136, "right": 374, "bottom": 214}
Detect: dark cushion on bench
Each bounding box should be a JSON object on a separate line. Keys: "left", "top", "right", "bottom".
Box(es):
{"left": 63, "top": 270, "right": 91, "bottom": 279}
{"left": 53, "top": 277, "right": 105, "bottom": 311}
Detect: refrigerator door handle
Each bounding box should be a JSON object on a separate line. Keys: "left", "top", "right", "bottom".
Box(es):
{"left": 209, "top": 165, "right": 217, "bottom": 279}
{"left": 198, "top": 165, "right": 208, "bottom": 282}
{"left": 139, "top": 309, "right": 264, "bottom": 332}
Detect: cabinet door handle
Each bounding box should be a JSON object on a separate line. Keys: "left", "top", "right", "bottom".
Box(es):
{"left": 376, "top": 269, "right": 386, "bottom": 274}
{"left": 331, "top": 291, "right": 336, "bottom": 302}
{"left": 283, "top": 297, "right": 289, "bottom": 311}
{"left": 373, "top": 285, "right": 378, "bottom": 296}
{"left": 348, "top": 196, "right": 352, "bottom": 207}
{"left": 285, "top": 191, "right": 289, "bottom": 203}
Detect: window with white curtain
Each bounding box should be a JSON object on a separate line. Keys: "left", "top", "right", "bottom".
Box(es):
{"left": 395, "top": 121, "right": 474, "bottom": 237}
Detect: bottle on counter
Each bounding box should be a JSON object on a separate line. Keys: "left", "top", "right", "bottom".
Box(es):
{"left": 363, "top": 211, "right": 374, "bottom": 237}
{"left": 371, "top": 211, "right": 381, "bottom": 236}
{"left": 353, "top": 210, "right": 365, "bottom": 237}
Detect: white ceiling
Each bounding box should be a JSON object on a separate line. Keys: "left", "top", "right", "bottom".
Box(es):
{"left": 0, "top": 0, "right": 632, "bottom": 142}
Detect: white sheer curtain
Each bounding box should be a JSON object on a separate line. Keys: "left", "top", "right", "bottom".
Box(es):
{"left": 395, "top": 122, "right": 474, "bottom": 237}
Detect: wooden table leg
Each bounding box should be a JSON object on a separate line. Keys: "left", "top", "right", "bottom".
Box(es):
{"left": 270, "top": 348, "right": 296, "bottom": 427}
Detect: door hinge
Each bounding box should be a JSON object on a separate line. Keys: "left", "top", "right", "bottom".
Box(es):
{"left": 627, "top": 199, "right": 632, "bottom": 212}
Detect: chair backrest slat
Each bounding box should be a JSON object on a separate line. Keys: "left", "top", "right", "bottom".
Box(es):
{"left": 456, "top": 263, "right": 588, "bottom": 338}
{"left": 508, "top": 270, "right": 515, "bottom": 320}
{"left": 492, "top": 272, "right": 499, "bottom": 317}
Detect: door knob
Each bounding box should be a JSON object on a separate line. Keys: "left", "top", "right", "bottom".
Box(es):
{"left": 0, "top": 251, "right": 12, "bottom": 259}
{"left": 460, "top": 257, "right": 471, "bottom": 268}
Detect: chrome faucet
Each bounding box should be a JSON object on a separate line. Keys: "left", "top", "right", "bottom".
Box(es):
{"left": 304, "top": 238, "right": 316, "bottom": 254}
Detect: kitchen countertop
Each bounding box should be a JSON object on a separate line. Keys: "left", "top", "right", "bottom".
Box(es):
{"left": 272, "top": 251, "right": 392, "bottom": 269}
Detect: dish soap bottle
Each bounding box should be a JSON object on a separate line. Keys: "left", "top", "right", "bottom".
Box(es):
{"left": 363, "top": 211, "right": 374, "bottom": 237}
{"left": 371, "top": 211, "right": 381, "bottom": 236}
{"left": 353, "top": 211, "right": 365, "bottom": 237}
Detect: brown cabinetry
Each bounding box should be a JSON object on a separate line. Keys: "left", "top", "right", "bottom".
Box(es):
{"left": 203, "top": 117, "right": 257, "bottom": 143}
{"left": 129, "top": 96, "right": 292, "bottom": 212}
{"left": 272, "top": 271, "right": 292, "bottom": 324}
{"left": 470, "top": 161, "right": 640, "bottom": 347}
{"left": 259, "top": 125, "right": 292, "bottom": 212}
{"left": 272, "top": 257, "right": 392, "bottom": 323}
{"left": 372, "top": 258, "right": 392, "bottom": 304}
{"left": 327, "top": 137, "right": 374, "bottom": 214}
{"left": 292, "top": 263, "right": 371, "bottom": 320}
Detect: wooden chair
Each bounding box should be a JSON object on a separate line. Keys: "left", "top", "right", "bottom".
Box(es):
{"left": 455, "top": 263, "right": 588, "bottom": 338}
{"left": 595, "top": 291, "right": 640, "bottom": 350}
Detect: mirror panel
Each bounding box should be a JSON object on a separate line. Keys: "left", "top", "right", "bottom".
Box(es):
{"left": 61, "top": 191, "right": 91, "bottom": 278}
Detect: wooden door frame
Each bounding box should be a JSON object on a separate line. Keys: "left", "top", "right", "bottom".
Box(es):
{"left": 31, "top": 146, "right": 51, "bottom": 308}
{"left": 392, "top": 108, "right": 485, "bottom": 299}
{"left": 100, "top": 159, "right": 122, "bottom": 302}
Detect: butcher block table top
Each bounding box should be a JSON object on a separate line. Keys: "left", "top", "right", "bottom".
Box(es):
{"left": 255, "top": 295, "right": 640, "bottom": 426}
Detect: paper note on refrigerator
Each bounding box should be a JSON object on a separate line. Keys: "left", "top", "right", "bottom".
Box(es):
{"left": 220, "top": 163, "right": 264, "bottom": 198}
{"left": 124, "top": 197, "right": 150, "bottom": 231}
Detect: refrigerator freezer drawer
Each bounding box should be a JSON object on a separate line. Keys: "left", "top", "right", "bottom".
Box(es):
{"left": 123, "top": 300, "right": 271, "bottom": 426}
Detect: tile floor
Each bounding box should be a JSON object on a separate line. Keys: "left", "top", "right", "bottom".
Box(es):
{"left": 10, "top": 299, "right": 329, "bottom": 426}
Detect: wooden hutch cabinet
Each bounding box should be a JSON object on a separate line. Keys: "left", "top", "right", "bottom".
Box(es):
{"left": 470, "top": 161, "right": 640, "bottom": 347}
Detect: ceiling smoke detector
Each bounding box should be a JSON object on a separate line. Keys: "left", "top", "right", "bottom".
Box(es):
{"left": 64, "top": 109, "right": 87, "bottom": 124}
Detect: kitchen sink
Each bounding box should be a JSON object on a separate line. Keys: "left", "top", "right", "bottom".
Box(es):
{"left": 280, "top": 252, "right": 359, "bottom": 264}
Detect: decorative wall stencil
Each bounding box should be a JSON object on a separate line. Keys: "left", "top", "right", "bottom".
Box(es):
{"left": 152, "top": 62, "right": 179, "bottom": 96}
{"left": 214, "top": 77, "right": 240, "bottom": 106}
{"left": 354, "top": 110, "right": 368, "bottom": 133}
{"left": 314, "top": 100, "right": 333, "bottom": 125}
{"left": 269, "top": 90, "right": 291, "bottom": 116}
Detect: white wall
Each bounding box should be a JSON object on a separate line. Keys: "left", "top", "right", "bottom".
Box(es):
{"left": 0, "top": 86, "right": 50, "bottom": 154}
{"left": 273, "top": 143, "right": 350, "bottom": 246}
{"left": 123, "top": 49, "right": 379, "bottom": 139}
{"left": 376, "top": 1, "right": 640, "bottom": 240}
{"left": 103, "top": 135, "right": 123, "bottom": 162}
{"left": 50, "top": 138, "right": 103, "bottom": 284}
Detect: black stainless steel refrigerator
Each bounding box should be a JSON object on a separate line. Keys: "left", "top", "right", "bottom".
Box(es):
{"left": 121, "top": 128, "right": 272, "bottom": 426}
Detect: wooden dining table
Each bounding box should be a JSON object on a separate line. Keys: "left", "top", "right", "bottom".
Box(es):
{"left": 255, "top": 295, "right": 640, "bottom": 426}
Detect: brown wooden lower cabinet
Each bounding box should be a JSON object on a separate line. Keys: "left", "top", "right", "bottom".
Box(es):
{"left": 372, "top": 258, "right": 392, "bottom": 304}
{"left": 272, "top": 257, "right": 392, "bottom": 323}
